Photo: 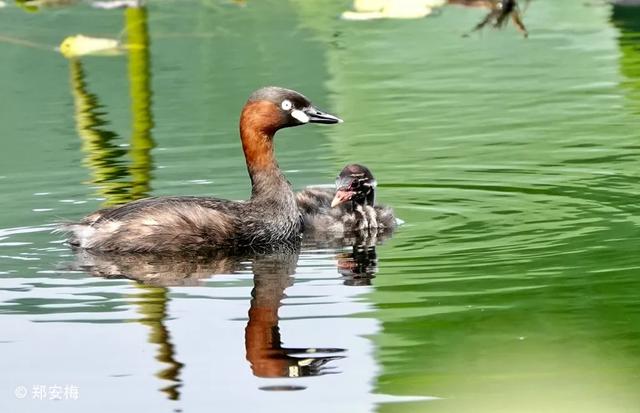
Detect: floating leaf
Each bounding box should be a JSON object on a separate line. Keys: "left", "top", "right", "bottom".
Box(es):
{"left": 58, "top": 35, "right": 122, "bottom": 58}
{"left": 341, "top": 0, "right": 446, "bottom": 20}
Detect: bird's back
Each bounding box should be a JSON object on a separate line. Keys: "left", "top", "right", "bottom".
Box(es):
{"left": 62, "top": 197, "right": 242, "bottom": 252}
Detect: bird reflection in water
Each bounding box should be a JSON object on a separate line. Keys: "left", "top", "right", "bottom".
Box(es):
{"left": 302, "top": 227, "right": 395, "bottom": 287}
{"left": 70, "top": 228, "right": 395, "bottom": 392}
{"left": 337, "top": 243, "right": 378, "bottom": 286}
{"left": 71, "top": 248, "right": 347, "bottom": 392}
{"left": 244, "top": 253, "right": 345, "bottom": 380}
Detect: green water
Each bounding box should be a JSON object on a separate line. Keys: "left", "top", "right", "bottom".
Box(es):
{"left": 1, "top": 1, "right": 639, "bottom": 412}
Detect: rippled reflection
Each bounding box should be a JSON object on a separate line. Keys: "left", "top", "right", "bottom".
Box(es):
{"left": 69, "top": 59, "right": 130, "bottom": 203}
{"left": 337, "top": 243, "right": 378, "bottom": 286}
{"left": 125, "top": 6, "right": 155, "bottom": 201}
{"left": 67, "top": 5, "right": 154, "bottom": 206}
{"left": 135, "top": 286, "right": 183, "bottom": 400}
{"left": 301, "top": 228, "right": 394, "bottom": 286}
{"left": 611, "top": 3, "right": 640, "bottom": 114}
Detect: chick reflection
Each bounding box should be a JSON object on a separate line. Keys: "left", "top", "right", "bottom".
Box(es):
{"left": 245, "top": 253, "right": 345, "bottom": 379}
{"left": 337, "top": 243, "right": 378, "bottom": 286}
{"left": 301, "top": 219, "right": 395, "bottom": 286}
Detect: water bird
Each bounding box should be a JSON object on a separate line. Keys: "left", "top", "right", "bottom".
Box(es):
{"left": 296, "top": 164, "right": 396, "bottom": 234}
{"left": 60, "top": 86, "right": 342, "bottom": 252}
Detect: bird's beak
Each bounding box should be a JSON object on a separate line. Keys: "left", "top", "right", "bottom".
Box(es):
{"left": 298, "top": 105, "right": 343, "bottom": 124}
{"left": 331, "top": 189, "right": 355, "bottom": 208}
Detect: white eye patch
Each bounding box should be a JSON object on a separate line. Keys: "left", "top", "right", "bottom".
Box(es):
{"left": 281, "top": 99, "right": 292, "bottom": 111}
{"left": 291, "top": 109, "right": 310, "bottom": 123}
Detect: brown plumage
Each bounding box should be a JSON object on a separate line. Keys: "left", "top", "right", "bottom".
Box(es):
{"left": 296, "top": 164, "right": 397, "bottom": 236}
{"left": 59, "top": 87, "right": 342, "bottom": 253}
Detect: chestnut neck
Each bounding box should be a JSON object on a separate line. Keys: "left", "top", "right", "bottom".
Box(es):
{"left": 239, "top": 101, "right": 290, "bottom": 200}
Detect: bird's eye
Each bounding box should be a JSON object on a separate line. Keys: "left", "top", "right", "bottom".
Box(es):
{"left": 281, "top": 100, "right": 292, "bottom": 111}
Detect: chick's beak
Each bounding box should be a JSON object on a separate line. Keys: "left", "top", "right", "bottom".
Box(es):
{"left": 331, "top": 189, "right": 355, "bottom": 208}
{"left": 304, "top": 105, "right": 343, "bottom": 124}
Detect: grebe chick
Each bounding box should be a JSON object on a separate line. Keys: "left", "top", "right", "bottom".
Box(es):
{"left": 296, "top": 164, "right": 396, "bottom": 234}
{"left": 61, "top": 86, "right": 342, "bottom": 253}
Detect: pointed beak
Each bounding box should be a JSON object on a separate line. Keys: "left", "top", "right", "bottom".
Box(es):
{"left": 331, "top": 189, "right": 355, "bottom": 208}
{"left": 304, "top": 105, "right": 343, "bottom": 124}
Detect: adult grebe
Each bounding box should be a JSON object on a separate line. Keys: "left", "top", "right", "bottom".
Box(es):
{"left": 61, "top": 86, "right": 342, "bottom": 252}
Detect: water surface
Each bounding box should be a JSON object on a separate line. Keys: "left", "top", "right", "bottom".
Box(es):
{"left": 1, "top": 1, "right": 639, "bottom": 412}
